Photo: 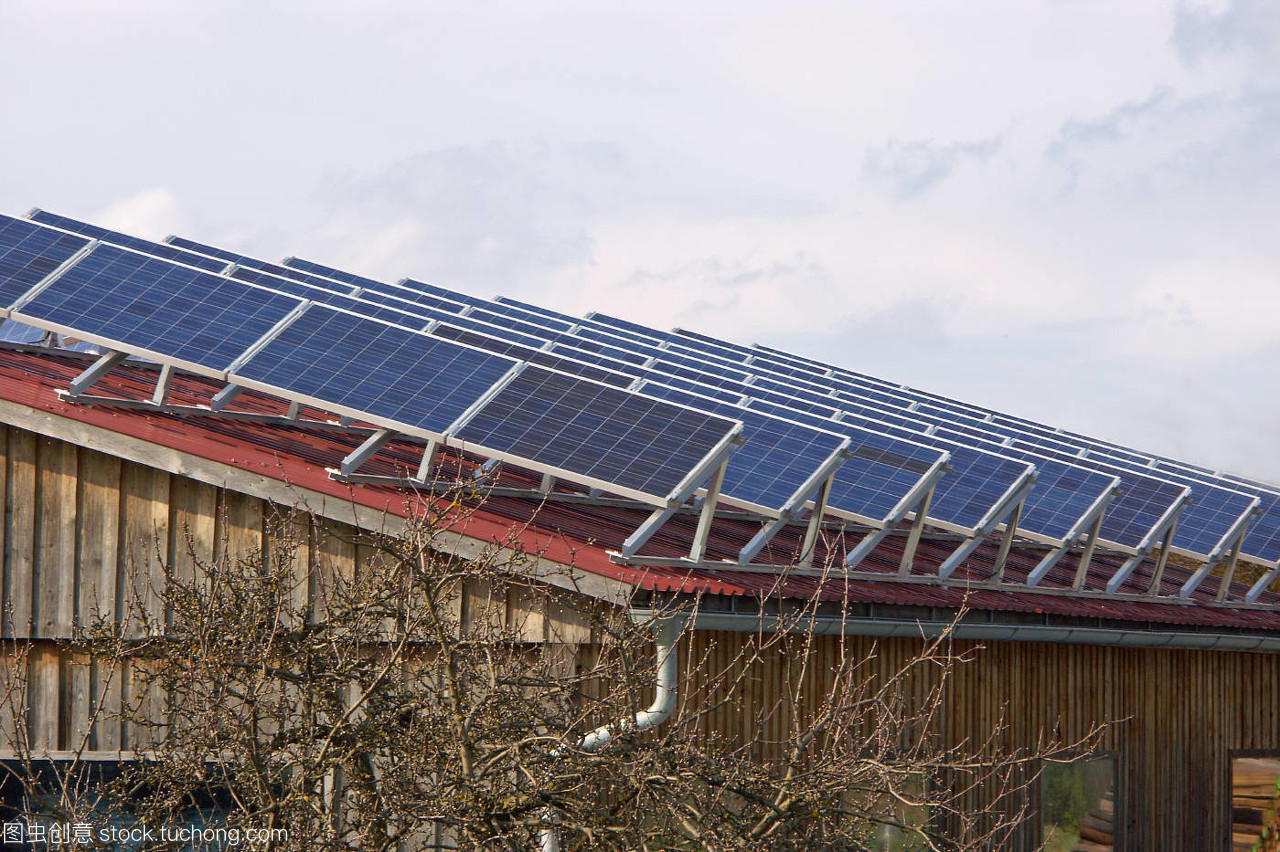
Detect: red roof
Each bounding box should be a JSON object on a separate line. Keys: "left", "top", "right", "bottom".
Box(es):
{"left": 3, "top": 346, "right": 1278, "bottom": 633}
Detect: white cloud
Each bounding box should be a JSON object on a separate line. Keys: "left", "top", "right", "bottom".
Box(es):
{"left": 92, "top": 188, "right": 191, "bottom": 242}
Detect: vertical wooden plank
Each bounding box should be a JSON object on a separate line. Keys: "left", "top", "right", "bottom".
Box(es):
{"left": 77, "top": 450, "right": 121, "bottom": 626}
{"left": 26, "top": 644, "right": 60, "bottom": 752}
{"left": 90, "top": 658, "right": 122, "bottom": 753}
{"left": 5, "top": 429, "right": 36, "bottom": 638}
{"left": 168, "top": 477, "right": 217, "bottom": 594}
{"left": 0, "top": 429, "right": 8, "bottom": 636}
{"left": 221, "top": 490, "right": 264, "bottom": 567}
{"left": 314, "top": 521, "right": 356, "bottom": 620}
{"left": 35, "top": 438, "right": 77, "bottom": 638}
{"left": 66, "top": 651, "right": 92, "bottom": 755}
{"left": 508, "top": 585, "right": 546, "bottom": 643}
{"left": 0, "top": 645, "right": 26, "bottom": 756}
{"left": 119, "top": 463, "right": 170, "bottom": 636}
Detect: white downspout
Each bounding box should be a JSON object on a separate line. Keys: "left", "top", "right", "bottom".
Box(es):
{"left": 538, "top": 614, "right": 686, "bottom": 852}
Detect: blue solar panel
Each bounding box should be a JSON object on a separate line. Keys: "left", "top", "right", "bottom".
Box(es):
{"left": 0, "top": 215, "right": 91, "bottom": 309}
{"left": 168, "top": 238, "right": 356, "bottom": 299}
{"left": 396, "top": 278, "right": 489, "bottom": 309}
{"left": 1015, "top": 439, "right": 1247, "bottom": 551}
{"left": 53, "top": 217, "right": 1269, "bottom": 576}
{"left": 282, "top": 256, "right": 385, "bottom": 291}
{"left": 232, "top": 307, "right": 515, "bottom": 433}
{"left": 744, "top": 399, "right": 1100, "bottom": 537}
{"left": 15, "top": 244, "right": 301, "bottom": 372}
{"left": 492, "top": 296, "right": 580, "bottom": 329}
{"left": 430, "top": 323, "right": 633, "bottom": 387}
{"left": 641, "top": 382, "right": 943, "bottom": 521}
{"left": 927, "top": 425, "right": 1182, "bottom": 548}
{"left": 390, "top": 301, "right": 1120, "bottom": 542}
{"left": 501, "top": 321, "right": 1124, "bottom": 542}
{"left": 455, "top": 366, "right": 738, "bottom": 499}
{"left": 28, "top": 211, "right": 229, "bottom": 274}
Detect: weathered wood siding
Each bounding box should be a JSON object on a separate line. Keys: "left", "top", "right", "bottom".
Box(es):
{"left": 1, "top": 424, "right": 1278, "bottom": 849}
{"left": 679, "top": 626, "right": 1280, "bottom": 850}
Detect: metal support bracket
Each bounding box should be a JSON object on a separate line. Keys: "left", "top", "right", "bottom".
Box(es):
{"left": 798, "top": 471, "right": 835, "bottom": 568}
{"left": 688, "top": 459, "right": 728, "bottom": 562}
{"left": 1026, "top": 481, "right": 1119, "bottom": 589}
{"left": 738, "top": 440, "right": 852, "bottom": 565}
{"left": 1106, "top": 489, "right": 1192, "bottom": 594}
{"left": 1246, "top": 562, "right": 1280, "bottom": 604}
{"left": 990, "top": 495, "right": 1026, "bottom": 582}
{"left": 151, "top": 363, "right": 175, "bottom": 406}
{"left": 210, "top": 384, "right": 244, "bottom": 411}
{"left": 844, "top": 453, "right": 951, "bottom": 570}
{"left": 1071, "top": 512, "right": 1105, "bottom": 590}
{"left": 620, "top": 425, "right": 744, "bottom": 560}
{"left": 897, "top": 481, "right": 937, "bottom": 576}
{"left": 937, "top": 468, "right": 1038, "bottom": 580}
{"left": 414, "top": 439, "right": 439, "bottom": 484}
{"left": 67, "top": 349, "right": 128, "bottom": 397}
{"left": 1180, "top": 503, "right": 1258, "bottom": 599}
{"left": 1144, "top": 519, "right": 1180, "bottom": 596}
{"left": 340, "top": 428, "right": 395, "bottom": 477}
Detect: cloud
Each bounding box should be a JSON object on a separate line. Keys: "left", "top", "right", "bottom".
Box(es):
{"left": 861, "top": 136, "right": 1002, "bottom": 199}
{"left": 303, "top": 140, "right": 616, "bottom": 291}
{"left": 92, "top": 187, "right": 191, "bottom": 242}
{"left": 595, "top": 251, "right": 834, "bottom": 332}
{"left": 1172, "top": 0, "right": 1280, "bottom": 72}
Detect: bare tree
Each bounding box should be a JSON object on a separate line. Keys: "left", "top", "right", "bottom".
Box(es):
{"left": 0, "top": 484, "right": 1101, "bottom": 850}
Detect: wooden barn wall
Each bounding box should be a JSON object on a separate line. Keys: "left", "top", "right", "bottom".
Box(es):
{"left": 680, "top": 626, "right": 1280, "bottom": 851}
{"left": 1, "top": 425, "right": 1279, "bottom": 849}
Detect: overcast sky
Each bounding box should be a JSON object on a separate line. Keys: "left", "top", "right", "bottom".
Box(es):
{"left": 2, "top": 1, "right": 1278, "bottom": 479}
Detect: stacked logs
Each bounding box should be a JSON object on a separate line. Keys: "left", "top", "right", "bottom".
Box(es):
{"left": 1071, "top": 791, "right": 1115, "bottom": 852}
{"left": 1233, "top": 758, "right": 1280, "bottom": 852}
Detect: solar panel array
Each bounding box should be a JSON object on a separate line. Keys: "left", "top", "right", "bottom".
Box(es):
{"left": 4, "top": 209, "right": 1279, "bottom": 604}
{"left": 0, "top": 212, "right": 742, "bottom": 509}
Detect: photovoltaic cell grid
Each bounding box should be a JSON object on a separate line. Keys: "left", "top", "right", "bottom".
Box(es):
{"left": 652, "top": 323, "right": 1267, "bottom": 558}
{"left": 463, "top": 310, "right": 1061, "bottom": 536}
{"left": 226, "top": 249, "right": 1213, "bottom": 553}
{"left": 2, "top": 219, "right": 745, "bottom": 506}
{"left": 28, "top": 210, "right": 230, "bottom": 274}
{"left": 155, "top": 238, "right": 630, "bottom": 392}
{"left": 15, "top": 243, "right": 302, "bottom": 373}
{"left": 429, "top": 324, "right": 633, "bottom": 388}
{"left": 230, "top": 307, "right": 516, "bottom": 433}
{"left": 183, "top": 249, "right": 931, "bottom": 520}
{"left": 419, "top": 295, "right": 1057, "bottom": 534}
{"left": 0, "top": 214, "right": 91, "bottom": 308}
{"left": 479, "top": 306, "right": 1185, "bottom": 548}
{"left": 277, "top": 275, "right": 948, "bottom": 522}
{"left": 639, "top": 382, "right": 943, "bottom": 522}
{"left": 455, "top": 366, "right": 737, "bottom": 499}
{"left": 24, "top": 213, "right": 1280, "bottom": 578}
{"left": 1003, "top": 434, "right": 1261, "bottom": 556}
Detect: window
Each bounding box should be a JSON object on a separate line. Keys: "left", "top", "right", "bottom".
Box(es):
{"left": 1231, "top": 752, "right": 1280, "bottom": 852}
{"left": 1041, "top": 754, "right": 1116, "bottom": 852}
{"left": 0, "top": 761, "right": 233, "bottom": 851}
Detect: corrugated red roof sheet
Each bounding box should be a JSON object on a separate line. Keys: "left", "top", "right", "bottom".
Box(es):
{"left": 2, "top": 346, "right": 1278, "bottom": 633}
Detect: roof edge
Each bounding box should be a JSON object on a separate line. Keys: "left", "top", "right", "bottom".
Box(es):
{"left": 0, "top": 396, "right": 633, "bottom": 606}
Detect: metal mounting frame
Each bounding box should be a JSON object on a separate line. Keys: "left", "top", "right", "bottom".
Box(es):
{"left": 844, "top": 454, "right": 952, "bottom": 570}
{"left": 4, "top": 239, "right": 100, "bottom": 318}
{"left": 66, "top": 349, "right": 128, "bottom": 397}
{"left": 1025, "top": 479, "right": 1121, "bottom": 588}
{"left": 1179, "top": 502, "right": 1260, "bottom": 599}
{"left": 1104, "top": 488, "right": 1193, "bottom": 594}
{"left": 937, "top": 467, "right": 1039, "bottom": 580}
{"left": 736, "top": 440, "right": 853, "bottom": 565}
{"left": 618, "top": 425, "right": 744, "bottom": 559}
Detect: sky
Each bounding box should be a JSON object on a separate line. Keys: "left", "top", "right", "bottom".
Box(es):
{"left": 1, "top": 0, "right": 1278, "bottom": 479}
